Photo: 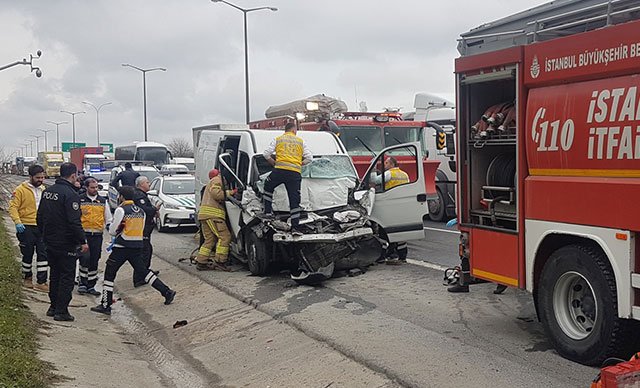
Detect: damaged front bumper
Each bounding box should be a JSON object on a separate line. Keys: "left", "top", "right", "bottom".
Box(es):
{"left": 272, "top": 227, "right": 373, "bottom": 243}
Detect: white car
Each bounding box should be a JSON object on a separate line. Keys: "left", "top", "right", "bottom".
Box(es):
{"left": 107, "top": 165, "right": 161, "bottom": 211}
{"left": 148, "top": 175, "right": 197, "bottom": 232}
{"left": 160, "top": 164, "right": 190, "bottom": 175}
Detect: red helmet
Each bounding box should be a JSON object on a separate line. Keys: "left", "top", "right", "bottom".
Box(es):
{"left": 208, "top": 169, "right": 219, "bottom": 179}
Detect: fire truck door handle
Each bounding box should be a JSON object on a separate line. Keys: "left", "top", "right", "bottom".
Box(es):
{"left": 417, "top": 194, "right": 427, "bottom": 202}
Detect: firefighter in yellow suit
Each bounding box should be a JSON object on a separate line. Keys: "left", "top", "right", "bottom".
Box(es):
{"left": 196, "top": 169, "right": 236, "bottom": 271}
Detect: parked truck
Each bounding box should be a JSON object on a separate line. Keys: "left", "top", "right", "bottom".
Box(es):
{"left": 37, "top": 151, "right": 64, "bottom": 178}
{"left": 69, "top": 146, "right": 105, "bottom": 173}
{"left": 453, "top": 0, "right": 640, "bottom": 366}
{"left": 193, "top": 124, "right": 437, "bottom": 283}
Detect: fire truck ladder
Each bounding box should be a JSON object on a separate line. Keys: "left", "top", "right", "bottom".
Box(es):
{"left": 458, "top": 0, "right": 640, "bottom": 56}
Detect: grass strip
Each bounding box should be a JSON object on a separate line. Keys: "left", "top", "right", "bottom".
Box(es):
{"left": 0, "top": 216, "right": 55, "bottom": 388}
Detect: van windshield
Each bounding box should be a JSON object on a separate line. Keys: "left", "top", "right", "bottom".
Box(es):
{"left": 301, "top": 155, "right": 357, "bottom": 180}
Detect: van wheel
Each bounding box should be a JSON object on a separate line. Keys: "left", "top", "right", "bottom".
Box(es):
{"left": 537, "top": 244, "right": 636, "bottom": 365}
{"left": 245, "top": 230, "right": 270, "bottom": 276}
{"left": 428, "top": 188, "right": 445, "bottom": 222}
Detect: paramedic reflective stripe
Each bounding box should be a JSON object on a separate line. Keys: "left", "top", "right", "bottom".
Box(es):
{"left": 274, "top": 160, "right": 302, "bottom": 173}
{"left": 145, "top": 271, "right": 158, "bottom": 285}
{"left": 199, "top": 205, "right": 225, "bottom": 219}
{"left": 83, "top": 228, "right": 103, "bottom": 233}
{"left": 215, "top": 245, "right": 229, "bottom": 255}
{"left": 290, "top": 207, "right": 302, "bottom": 219}
{"left": 103, "top": 280, "right": 114, "bottom": 292}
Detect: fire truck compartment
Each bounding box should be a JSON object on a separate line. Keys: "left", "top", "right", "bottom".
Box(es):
{"left": 459, "top": 66, "right": 518, "bottom": 231}
{"left": 470, "top": 228, "right": 519, "bottom": 287}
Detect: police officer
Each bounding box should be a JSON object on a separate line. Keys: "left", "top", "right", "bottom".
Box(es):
{"left": 262, "top": 122, "right": 312, "bottom": 231}
{"left": 132, "top": 175, "right": 159, "bottom": 287}
{"left": 90, "top": 186, "right": 176, "bottom": 316}
{"left": 373, "top": 157, "right": 410, "bottom": 265}
{"left": 195, "top": 169, "right": 236, "bottom": 271}
{"left": 110, "top": 162, "right": 139, "bottom": 188}
{"left": 78, "top": 177, "right": 112, "bottom": 296}
{"left": 9, "top": 164, "right": 48, "bottom": 292}
{"left": 37, "top": 162, "right": 88, "bottom": 322}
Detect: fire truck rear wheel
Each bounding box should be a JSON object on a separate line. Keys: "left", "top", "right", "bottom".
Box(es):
{"left": 538, "top": 244, "right": 636, "bottom": 366}
{"left": 428, "top": 188, "right": 445, "bottom": 222}
{"left": 245, "top": 230, "right": 270, "bottom": 276}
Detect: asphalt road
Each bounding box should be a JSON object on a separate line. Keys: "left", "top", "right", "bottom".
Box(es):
{"left": 148, "top": 225, "right": 595, "bottom": 388}
{"left": 3, "top": 174, "right": 596, "bottom": 387}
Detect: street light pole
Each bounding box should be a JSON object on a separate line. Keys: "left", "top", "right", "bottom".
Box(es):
{"left": 26, "top": 140, "right": 34, "bottom": 156}
{"left": 121, "top": 64, "right": 166, "bottom": 141}
{"left": 0, "top": 50, "right": 43, "bottom": 78}
{"left": 82, "top": 101, "right": 112, "bottom": 146}
{"left": 211, "top": 0, "right": 277, "bottom": 124}
{"left": 30, "top": 134, "right": 42, "bottom": 154}
{"left": 38, "top": 129, "right": 53, "bottom": 151}
{"left": 47, "top": 121, "right": 68, "bottom": 152}
{"left": 60, "top": 110, "right": 86, "bottom": 145}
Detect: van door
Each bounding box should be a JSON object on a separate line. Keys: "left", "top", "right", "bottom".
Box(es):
{"left": 358, "top": 142, "right": 428, "bottom": 243}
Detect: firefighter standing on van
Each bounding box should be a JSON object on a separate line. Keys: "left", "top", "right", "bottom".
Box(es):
{"left": 262, "top": 122, "right": 312, "bottom": 231}
{"left": 373, "top": 156, "right": 410, "bottom": 264}
{"left": 195, "top": 169, "right": 236, "bottom": 271}
{"left": 78, "top": 177, "right": 112, "bottom": 296}
{"left": 10, "top": 164, "right": 49, "bottom": 292}
{"left": 91, "top": 186, "right": 176, "bottom": 316}
{"left": 37, "top": 162, "right": 89, "bottom": 322}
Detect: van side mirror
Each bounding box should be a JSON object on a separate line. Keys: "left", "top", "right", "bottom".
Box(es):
{"left": 147, "top": 190, "right": 158, "bottom": 196}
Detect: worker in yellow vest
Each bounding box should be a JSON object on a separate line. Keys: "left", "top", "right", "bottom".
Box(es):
{"left": 373, "top": 156, "right": 410, "bottom": 265}
{"left": 78, "top": 177, "right": 112, "bottom": 296}
{"left": 262, "top": 122, "right": 312, "bottom": 232}
{"left": 9, "top": 164, "right": 48, "bottom": 292}
{"left": 90, "top": 186, "right": 176, "bottom": 316}
{"left": 375, "top": 156, "right": 410, "bottom": 190}
{"left": 195, "top": 169, "right": 236, "bottom": 271}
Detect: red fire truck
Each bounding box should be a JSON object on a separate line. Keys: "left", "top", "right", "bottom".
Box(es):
{"left": 454, "top": 0, "right": 640, "bottom": 365}
{"left": 250, "top": 102, "right": 455, "bottom": 220}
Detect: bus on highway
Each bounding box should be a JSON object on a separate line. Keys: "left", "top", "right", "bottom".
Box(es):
{"left": 114, "top": 141, "right": 171, "bottom": 167}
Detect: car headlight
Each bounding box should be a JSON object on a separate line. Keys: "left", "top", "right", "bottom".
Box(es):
{"left": 163, "top": 202, "right": 180, "bottom": 210}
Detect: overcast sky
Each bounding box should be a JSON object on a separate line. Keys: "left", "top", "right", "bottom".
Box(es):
{"left": 0, "top": 0, "right": 547, "bottom": 155}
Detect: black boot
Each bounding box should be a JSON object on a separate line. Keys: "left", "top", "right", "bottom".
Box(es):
{"left": 90, "top": 305, "right": 112, "bottom": 315}
{"left": 493, "top": 284, "right": 508, "bottom": 294}
{"left": 447, "top": 284, "right": 470, "bottom": 293}
{"left": 164, "top": 290, "right": 176, "bottom": 305}
{"left": 54, "top": 313, "right": 75, "bottom": 321}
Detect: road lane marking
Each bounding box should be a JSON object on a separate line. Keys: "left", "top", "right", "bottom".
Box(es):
{"left": 423, "top": 226, "right": 460, "bottom": 235}
{"left": 407, "top": 259, "right": 448, "bottom": 272}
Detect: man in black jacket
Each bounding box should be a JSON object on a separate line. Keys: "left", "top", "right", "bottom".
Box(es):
{"left": 37, "top": 162, "right": 88, "bottom": 322}
{"left": 111, "top": 162, "right": 140, "bottom": 188}
{"left": 132, "top": 175, "right": 159, "bottom": 287}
